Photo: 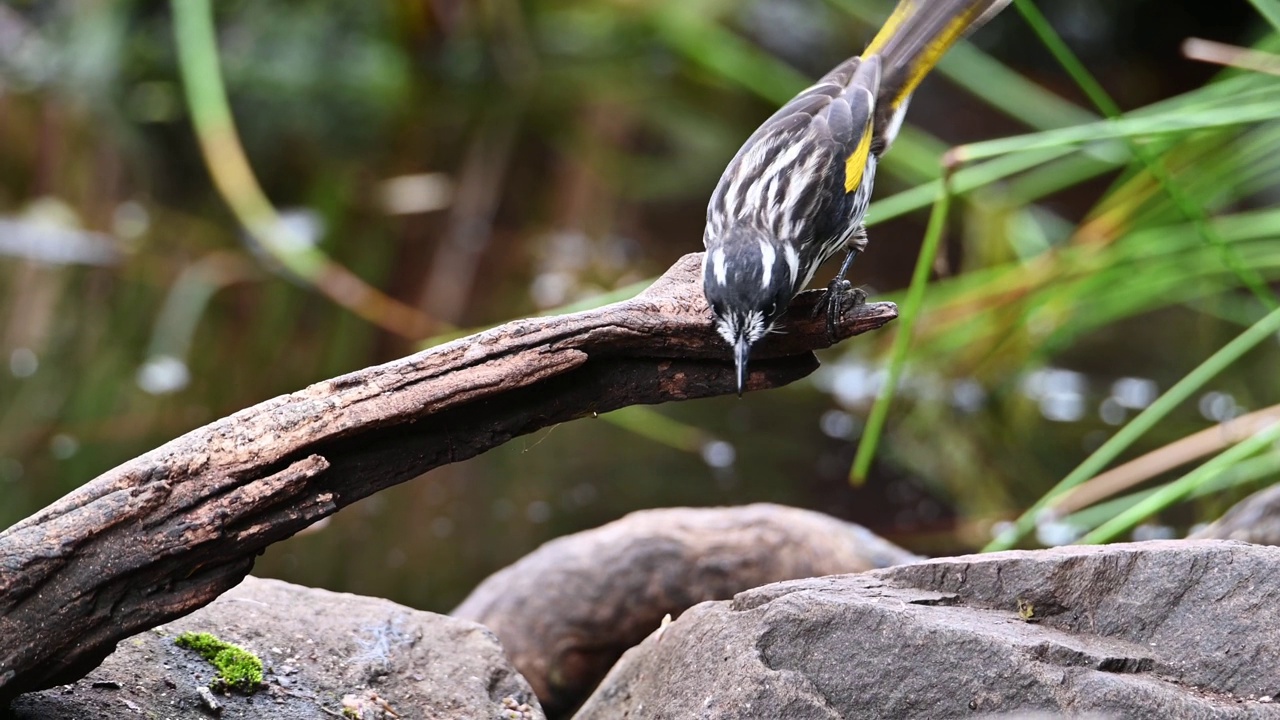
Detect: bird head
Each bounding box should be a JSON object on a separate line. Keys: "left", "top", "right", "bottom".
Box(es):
{"left": 702, "top": 228, "right": 799, "bottom": 395}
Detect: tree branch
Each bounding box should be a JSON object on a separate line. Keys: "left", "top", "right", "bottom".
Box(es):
{"left": 0, "top": 253, "right": 896, "bottom": 703}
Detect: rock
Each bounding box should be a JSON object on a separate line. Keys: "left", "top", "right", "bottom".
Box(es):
{"left": 454, "top": 503, "right": 920, "bottom": 715}
{"left": 8, "top": 576, "right": 545, "bottom": 720}
{"left": 1193, "top": 483, "right": 1280, "bottom": 545}
{"left": 575, "top": 540, "right": 1280, "bottom": 720}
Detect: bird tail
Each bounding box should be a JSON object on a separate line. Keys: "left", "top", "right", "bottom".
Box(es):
{"left": 863, "top": 0, "right": 1010, "bottom": 148}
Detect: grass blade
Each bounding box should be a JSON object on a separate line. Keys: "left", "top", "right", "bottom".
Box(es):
{"left": 851, "top": 183, "right": 952, "bottom": 483}
{"left": 985, "top": 301, "right": 1280, "bottom": 550}
{"left": 1079, "top": 421, "right": 1280, "bottom": 544}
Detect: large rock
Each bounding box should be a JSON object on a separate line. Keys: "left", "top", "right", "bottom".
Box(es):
{"left": 9, "top": 576, "right": 544, "bottom": 720}
{"left": 1193, "top": 483, "right": 1280, "bottom": 545}
{"left": 575, "top": 540, "right": 1280, "bottom": 719}
{"left": 454, "top": 503, "right": 920, "bottom": 714}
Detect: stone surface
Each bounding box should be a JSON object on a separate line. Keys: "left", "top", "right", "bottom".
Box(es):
{"left": 454, "top": 503, "right": 921, "bottom": 714}
{"left": 575, "top": 540, "right": 1280, "bottom": 720}
{"left": 8, "top": 576, "right": 544, "bottom": 720}
{"left": 1194, "top": 483, "right": 1280, "bottom": 545}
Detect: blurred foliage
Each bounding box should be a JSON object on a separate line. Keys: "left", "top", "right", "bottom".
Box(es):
{"left": 1, "top": 0, "right": 1278, "bottom": 611}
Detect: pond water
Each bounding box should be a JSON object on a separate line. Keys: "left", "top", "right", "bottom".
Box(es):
{"left": 1, "top": 0, "right": 1274, "bottom": 614}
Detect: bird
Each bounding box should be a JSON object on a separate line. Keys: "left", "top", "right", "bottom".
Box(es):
{"left": 702, "top": 0, "right": 1011, "bottom": 395}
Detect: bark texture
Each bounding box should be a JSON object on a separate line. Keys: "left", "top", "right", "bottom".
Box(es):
{"left": 0, "top": 253, "right": 896, "bottom": 703}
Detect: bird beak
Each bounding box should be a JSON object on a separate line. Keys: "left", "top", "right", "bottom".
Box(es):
{"left": 734, "top": 336, "right": 751, "bottom": 397}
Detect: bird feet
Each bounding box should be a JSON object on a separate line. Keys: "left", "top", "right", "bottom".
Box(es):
{"left": 813, "top": 279, "right": 867, "bottom": 338}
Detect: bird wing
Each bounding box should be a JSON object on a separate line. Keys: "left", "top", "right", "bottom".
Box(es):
{"left": 708, "top": 56, "right": 880, "bottom": 244}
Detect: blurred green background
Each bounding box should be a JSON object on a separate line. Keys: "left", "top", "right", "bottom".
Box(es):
{"left": 2, "top": 0, "right": 1279, "bottom": 613}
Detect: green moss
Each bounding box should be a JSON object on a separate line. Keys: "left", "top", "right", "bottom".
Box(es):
{"left": 174, "top": 631, "right": 264, "bottom": 692}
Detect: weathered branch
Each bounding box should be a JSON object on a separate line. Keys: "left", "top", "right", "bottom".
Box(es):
{"left": 0, "top": 253, "right": 896, "bottom": 703}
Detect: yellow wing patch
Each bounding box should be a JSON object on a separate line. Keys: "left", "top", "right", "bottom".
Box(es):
{"left": 844, "top": 119, "right": 874, "bottom": 194}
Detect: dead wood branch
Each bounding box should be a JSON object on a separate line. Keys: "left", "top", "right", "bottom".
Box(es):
{"left": 0, "top": 253, "right": 895, "bottom": 703}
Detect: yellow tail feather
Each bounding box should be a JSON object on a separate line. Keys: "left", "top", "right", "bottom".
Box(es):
{"left": 863, "top": 0, "right": 1001, "bottom": 112}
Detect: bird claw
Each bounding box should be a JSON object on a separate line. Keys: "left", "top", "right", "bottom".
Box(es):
{"left": 813, "top": 279, "right": 867, "bottom": 338}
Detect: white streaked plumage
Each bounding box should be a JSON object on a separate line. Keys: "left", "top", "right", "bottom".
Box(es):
{"left": 754, "top": 139, "right": 807, "bottom": 209}
{"left": 759, "top": 241, "right": 775, "bottom": 289}
{"left": 721, "top": 140, "right": 774, "bottom": 221}
{"left": 701, "top": 0, "right": 1012, "bottom": 395}
{"left": 777, "top": 149, "right": 827, "bottom": 240}
{"left": 712, "top": 248, "right": 728, "bottom": 286}
{"left": 783, "top": 244, "right": 800, "bottom": 286}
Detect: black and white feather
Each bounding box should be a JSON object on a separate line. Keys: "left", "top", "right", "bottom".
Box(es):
{"left": 702, "top": 57, "right": 880, "bottom": 392}
{"left": 701, "top": 0, "right": 1011, "bottom": 395}
{"left": 706, "top": 56, "right": 879, "bottom": 295}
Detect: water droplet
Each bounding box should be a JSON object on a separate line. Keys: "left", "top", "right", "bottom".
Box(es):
{"left": 829, "top": 363, "right": 884, "bottom": 406}
{"left": 1111, "top": 377, "right": 1157, "bottom": 410}
{"left": 0, "top": 458, "right": 23, "bottom": 482}
{"left": 1132, "top": 524, "right": 1176, "bottom": 542}
{"left": 491, "top": 498, "right": 515, "bottom": 521}
{"left": 569, "top": 483, "right": 597, "bottom": 506}
{"left": 526, "top": 500, "right": 552, "bottom": 524}
{"left": 990, "top": 520, "right": 1017, "bottom": 543}
{"left": 700, "top": 440, "right": 736, "bottom": 469}
{"left": 530, "top": 271, "right": 574, "bottom": 308}
{"left": 377, "top": 173, "right": 455, "bottom": 215}
{"left": 136, "top": 355, "right": 190, "bottom": 395}
{"left": 1022, "top": 367, "right": 1087, "bottom": 400}
{"left": 819, "top": 409, "right": 855, "bottom": 439}
{"left": 1199, "top": 391, "right": 1239, "bottom": 422}
{"left": 1036, "top": 519, "right": 1083, "bottom": 547}
{"left": 1098, "top": 397, "right": 1126, "bottom": 426}
{"left": 50, "top": 434, "right": 79, "bottom": 459}
{"left": 1040, "top": 392, "right": 1084, "bottom": 423}
{"left": 386, "top": 548, "right": 407, "bottom": 569}
{"left": 431, "top": 516, "right": 455, "bottom": 538}
{"left": 112, "top": 201, "right": 150, "bottom": 240}
{"left": 950, "top": 379, "right": 986, "bottom": 413}
{"left": 9, "top": 348, "right": 37, "bottom": 378}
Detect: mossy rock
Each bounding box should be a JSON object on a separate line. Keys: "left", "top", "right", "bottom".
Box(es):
{"left": 174, "top": 631, "right": 264, "bottom": 692}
